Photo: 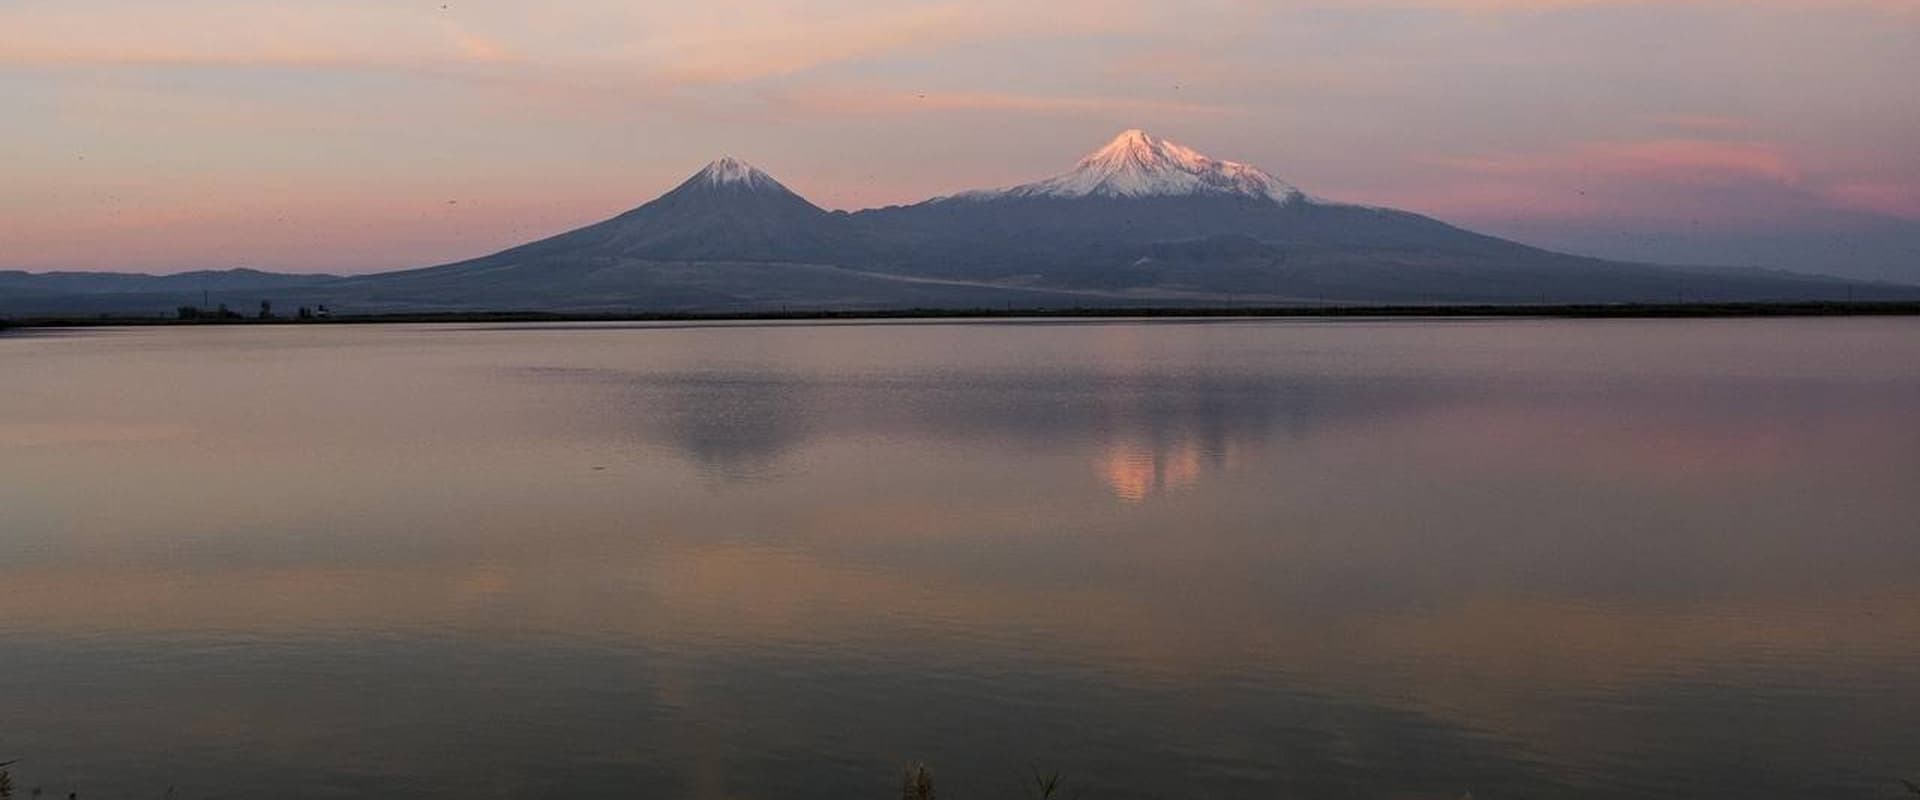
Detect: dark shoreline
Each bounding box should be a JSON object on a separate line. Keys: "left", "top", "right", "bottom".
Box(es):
{"left": 5, "top": 301, "right": 1920, "bottom": 329}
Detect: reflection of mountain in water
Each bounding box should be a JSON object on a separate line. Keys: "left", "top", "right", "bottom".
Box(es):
{"left": 651, "top": 375, "right": 817, "bottom": 479}
{"left": 1097, "top": 437, "right": 1230, "bottom": 502}
{"left": 532, "top": 363, "right": 1458, "bottom": 488}
{"left": 1086, "top": 380, "right": 1256, "bottom": 501}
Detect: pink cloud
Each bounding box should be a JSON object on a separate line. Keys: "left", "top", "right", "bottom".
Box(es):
{"left": 765, "top": 87, "right": 1238, "bottom": 119}
{"left": 1350, "top": 138, "right": 1836, "bottom": 225}
{"left": 0, "top": 4, "right": 516, "bottom": 70}
{"left": 1349, "top": 134, "right": 1920, "bottom": 234}
{"left": 1348, "top": 0, "right": 1920, "bottom": 13}
{"left": 0, "top": 181, "right": 624, "bottom": 273}
{"left": 1821, "top": 181, "right": 1920, "bottom": 220}
{"left": 1648, "top": 114, "right": 1752, "bottom": 134}
{"left": 1436, "top": 138, "right": 1802, "bottom": 187}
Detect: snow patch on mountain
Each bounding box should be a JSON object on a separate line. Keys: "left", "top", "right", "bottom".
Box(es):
{"left": 694, "top": 157, "right": 784, "bottom": 191}
{"left": 962, "top": 130, "right": 1307, "bottom": 204}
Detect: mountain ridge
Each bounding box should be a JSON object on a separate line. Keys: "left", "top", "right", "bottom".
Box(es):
{"left": 4, "top": 129, "right": 1915, "bottom": 315}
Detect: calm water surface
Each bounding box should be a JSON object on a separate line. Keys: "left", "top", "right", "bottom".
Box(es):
{"left": 2, "top": 318, "right": 1917, "bottom": 799}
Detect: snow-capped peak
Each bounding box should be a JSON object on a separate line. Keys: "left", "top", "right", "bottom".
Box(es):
{"left": 693, "top": 157, "right": 782, "bottom": 190}
{"left": 969, "top": 130, "right": 1305, "bottom": 204}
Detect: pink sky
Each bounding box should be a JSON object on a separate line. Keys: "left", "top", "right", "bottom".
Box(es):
{"left": 1, "top": 0, "right": 1915, "bottom": 275}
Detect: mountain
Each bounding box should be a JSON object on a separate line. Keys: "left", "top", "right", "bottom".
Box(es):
{"left": 846, "top": 131, "right": 1909, "bottom": 303}
{"left": 3, "top": 131, "right": 1914, "bottom": 316}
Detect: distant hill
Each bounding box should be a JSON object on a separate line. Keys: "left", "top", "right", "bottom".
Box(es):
{"left": 1497, "top": 210, "right": 1920, "bottom": 285}
{"left": 0, "top": 267, "right": 338, "bottom": 295}
{"left": 4, "top": 130, "right": 1914, "bottom": 316}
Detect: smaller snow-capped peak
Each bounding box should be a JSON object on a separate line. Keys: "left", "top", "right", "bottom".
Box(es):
{"left": 692, "top": 157, "right": 782, "bottom": 191}
{"left": 972, "top": 130, "right": 1305, "bottom": 204}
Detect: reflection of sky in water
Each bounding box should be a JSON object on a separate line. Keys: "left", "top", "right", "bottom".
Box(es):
{"left": 1, "top": 319, "right": 1918, "bottom": 799}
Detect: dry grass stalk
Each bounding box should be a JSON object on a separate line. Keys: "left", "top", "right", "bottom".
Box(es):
{"left": 901, "top": 762, "right": 935, "bottom": 800}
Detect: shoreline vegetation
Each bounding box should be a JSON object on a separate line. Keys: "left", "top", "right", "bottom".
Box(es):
{"left": 3, "top": 300, "right": 1920, "bottom": 330}
{"left": 0, "top": 761, "right": 1914, "bottom": 799}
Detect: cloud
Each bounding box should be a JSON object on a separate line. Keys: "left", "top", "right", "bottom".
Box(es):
{"left": 3, "top": 0, "right": 1912, "bottom": 77}
{"left": 764, "top": 87, "right": 1239, "bottom": 118}
{"left": 0, "top": 0, "right": 1151, "bottom": 81}
{"left": 448, "top": 30, "right": 519, "bottom": 65}
{"left": 632, "top": 4, "right": 993, "bottom": 84}
{"left": 1820, "top": 181, "right": 1920, "bottom": 220}
{"left": 1335, "top": 136, "right": 1920, "bottom": 233}
{"left": 0, "top": 2, "right": 513, "bottom": 69}
{"left": 1289, "top": 0, "right": 1919, "bottom": 13}
{"left": 1436, "top": 139, "right": 1803, "bottom": 186}
{"left": 1648, "top": 114, "right": 1752, "bottom": 134}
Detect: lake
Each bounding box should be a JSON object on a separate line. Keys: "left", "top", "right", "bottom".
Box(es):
{"left": 2, "top": 318, "right": 1917, "bottom": 799}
